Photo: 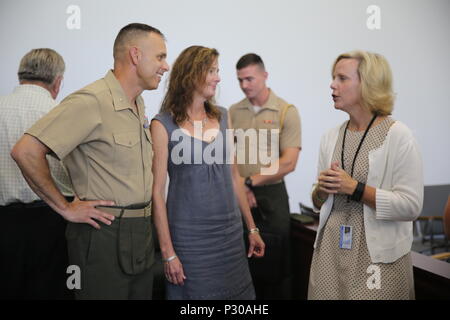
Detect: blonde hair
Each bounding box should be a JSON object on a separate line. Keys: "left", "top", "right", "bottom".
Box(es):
{"left": 18, "top": 48, "right": 65, "bottom": 85}
{"left": 332, "top": 50, "right": 395, "bottom": 116}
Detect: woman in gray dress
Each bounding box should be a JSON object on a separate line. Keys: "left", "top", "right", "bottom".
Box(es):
{"left": 309, "top": 51, "right": 423, "bottom": 299}
{"left": 151, "top": 46, "right": 265, "bottom": 300}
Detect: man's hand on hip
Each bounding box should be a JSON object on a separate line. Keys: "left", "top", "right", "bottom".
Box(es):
{"left": 62, "top": 196, "right": 116, "bottom": 229}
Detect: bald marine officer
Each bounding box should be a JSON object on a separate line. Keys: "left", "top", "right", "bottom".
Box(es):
{"left": 229, "top": 53, "right": 301, "bottom": 300}
{"left": 11, "top": 23, "right": 170, "bottom": 299}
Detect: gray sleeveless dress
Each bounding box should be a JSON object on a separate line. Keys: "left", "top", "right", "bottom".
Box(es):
{"left": 153, "top": 107, "right": 255, "bottom": 300}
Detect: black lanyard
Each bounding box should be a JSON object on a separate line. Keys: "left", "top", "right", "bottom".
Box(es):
{"left": 341, "top": 114, "right": 377, "bottom": 178}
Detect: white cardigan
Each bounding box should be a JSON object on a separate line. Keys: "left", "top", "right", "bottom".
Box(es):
{"left": 313, "top": 120, "right": 424, "bottom": 263}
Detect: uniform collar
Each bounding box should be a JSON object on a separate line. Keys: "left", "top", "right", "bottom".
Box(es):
{"left": 103, "top": 70, "right": 145, "bottom": 114}
{"left": 261, "top": 89, "right": 279, "bottom": 111}
{"left": 237, "top": 89, "right": 279, "bottom": 112}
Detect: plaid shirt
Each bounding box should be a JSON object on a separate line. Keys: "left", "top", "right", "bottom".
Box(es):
{"left": 0, "top": 84, "right": 72, "bottom": 206}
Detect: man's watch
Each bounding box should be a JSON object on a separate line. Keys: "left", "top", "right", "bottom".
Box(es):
{"left": 244, "top": 176, "right": 253, "bottom": 189}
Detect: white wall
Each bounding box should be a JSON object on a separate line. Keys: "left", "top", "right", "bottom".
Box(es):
{"left": 1, "top": 0, "right": 449, "bottom": 211}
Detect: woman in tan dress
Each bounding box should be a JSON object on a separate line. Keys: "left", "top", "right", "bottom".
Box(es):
{"left": 308, "top": 51, "right": 423, "bottom": 300}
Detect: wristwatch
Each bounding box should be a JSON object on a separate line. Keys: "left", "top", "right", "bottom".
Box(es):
{"left": 350, "top": 181, "right": 366, "bottom": 202}
{"left": 245, "top": 176, "right": 253, "bottom": 189}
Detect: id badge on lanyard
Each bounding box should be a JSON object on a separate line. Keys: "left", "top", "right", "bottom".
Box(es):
{"left": 339, "top": 225, "right": 353, "bottom": 250}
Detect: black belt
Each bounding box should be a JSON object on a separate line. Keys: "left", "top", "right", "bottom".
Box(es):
{"left": 98, "top": 201, "right": 151, "bottom": 210}
{"left": 96, "top": 201, "right": 152, "bottom": 218}
{"left": 251, "top": 180, "right": 285, "bottom": 190}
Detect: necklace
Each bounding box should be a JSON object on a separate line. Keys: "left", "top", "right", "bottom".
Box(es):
{"left": 188, "top": 116, "right": 208, "bottom": 127}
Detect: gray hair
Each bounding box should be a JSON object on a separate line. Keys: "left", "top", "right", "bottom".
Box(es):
{"left": 18, "top": 48, "right": 65, "bottom": 85}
